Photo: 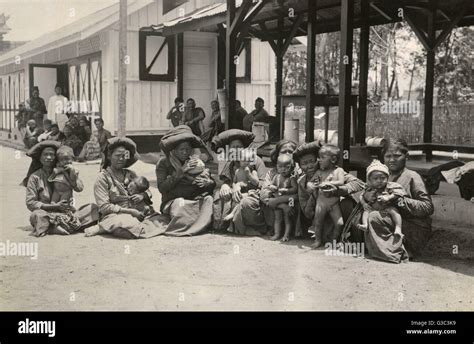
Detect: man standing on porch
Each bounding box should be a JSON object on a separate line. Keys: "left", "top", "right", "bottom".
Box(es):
{"left": 47, "top": 84, "right": 68, "bottom": 131}
{"left": 242, "top": 97, "right": 270, "bottom": 132}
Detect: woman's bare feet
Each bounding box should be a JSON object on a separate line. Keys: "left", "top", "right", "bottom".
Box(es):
{"left": 311, "top": 239, "right": 322, "bottom": 249}
{"left": 280, "top": 235, "right": 290, "bottom": 242}
{"left": 85, "top": 226, "right": 102, "bottom": 237}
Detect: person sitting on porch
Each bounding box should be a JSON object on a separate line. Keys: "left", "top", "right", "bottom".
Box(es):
{"left": 61, "top": 124, "right": 83, "bottom": 157}
{"left": 167, "top": 97, "right": 184, "bottom": 127}
{"left": 183, "top": 98, "right": 206, "bottom": 137}
{"left": 37, "top": 119, "right": 53, "bottom": 142}
{"left": 25, "top": 86, "right": 47, "bottom": 129}
{"left": 23, "top": 119, "right": 44, "bottom": 148}
{"left": 47, "top": 84, "right": 68, "bottom": 130}
{"left": 345, "top": 139, "right": 434, "bottom": 262}
{"left": 201, "top": 100, "right": 223, "bottom": 143}
{"left": 93, "top": 117, "right": 112, "bottom": 151}
{"left": 77, "top": 115, "right": 92, "bottom": 145}
{"left": 212, "top": 129, "right": 267, "bottom": 235}
{"left": 232, "top": 100, "right": 247, "bottom": 130}
{"left": 77, "top": 130, "right": 102, "bottom": 162}
{"left": 242, "top": 97, "right": 270, "bottom": 132}
{"left": 44, "top": 122, "right": 63, "bottom": 142}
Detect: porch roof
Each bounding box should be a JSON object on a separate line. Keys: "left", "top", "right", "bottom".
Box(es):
{"left": 153, "top": 0, "right": 474, "bottom": 39}
{"left": 0, "top": 0, "right": 154, "bottom": 67}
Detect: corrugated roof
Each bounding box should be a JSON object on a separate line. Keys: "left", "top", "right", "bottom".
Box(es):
{"left": 0, "top": 0, "right": 153, "bottom": 66}
{"left": 151, "top": 0, "right": 243, "bottom": 31}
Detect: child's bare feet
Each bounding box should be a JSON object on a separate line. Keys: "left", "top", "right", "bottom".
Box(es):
{"left": 281, "top": 235, "right": 290, "bottom": 242}
{"left": 270, "top": 234, "right": 281, "bottom": 241}
{"left": 357, "top": 224, "right": 368, "bottom": 232}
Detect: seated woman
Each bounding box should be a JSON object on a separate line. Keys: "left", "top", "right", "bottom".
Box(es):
{"left": 23, "top": 119, "right": 43, "bottom": 148}
{"left": 156, "top": 125, "right": 216, "bottom": 235}
{"left": 90, "top": 137, "right": 163, "bottom": 239}
{"left": 355, "top": 139, "right": 434, "bottom": 262}
{"left": 292, "top": 141, "right": 365, "bottom": 241}
{"left": 25, "top": 140, "right": 98, "bottom": 236}
{"left": 212, "top": 129, "right": 268, "bottom": 235}
{"left": 61, "top": 124, "right": 83, "bottom": 157}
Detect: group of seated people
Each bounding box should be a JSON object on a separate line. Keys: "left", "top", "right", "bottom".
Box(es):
{"left": 22, "top": 114, "right": 112, "bottom": 161}
{"left": 167, "top": 97, "right": 271, "bottom": 144}
{"left": 24, "top": 125, "right": 434, "bottom": 264}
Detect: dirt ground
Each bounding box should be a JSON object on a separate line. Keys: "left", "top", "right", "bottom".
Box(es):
{"left": 0, "top": 145, "right": 473, "bottom": 311}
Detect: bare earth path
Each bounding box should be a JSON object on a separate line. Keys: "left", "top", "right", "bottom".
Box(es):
{"left": 0, "top": 145, "right": 473, "bottom": 311}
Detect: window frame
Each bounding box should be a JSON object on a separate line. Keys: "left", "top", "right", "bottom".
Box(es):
{"left": 236, "top": 38, "right": 251, "bottom": 83}
{"left": 139, "top": 30, "right": 176, "bottom": 82}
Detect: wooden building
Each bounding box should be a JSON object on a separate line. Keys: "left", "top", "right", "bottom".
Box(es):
{"left": 0, "top": 0, "right": 275, "bottom": 150}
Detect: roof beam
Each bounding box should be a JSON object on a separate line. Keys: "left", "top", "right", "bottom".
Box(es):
{"left": 432, "top": 4, "right": 469, "bottom": 50}
{"left": 404, "top": 9, "right": 432, "bottom": 50}
{"left": 280, "top": 14, "right": 305, "bottom": 56}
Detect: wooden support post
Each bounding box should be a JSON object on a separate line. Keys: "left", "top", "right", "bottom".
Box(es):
{"left": 117, "top": 0, "right": 127, "bottom": 137}
{"left": 357, "top": 0, "right": 369, "bottom": 145}
{"left": 225, "top": 0, "right": 237, "bottom": 130}
{"left": 276, "top": 18, "right": 284, "bottom": 140}
{"left": 305, "top": 0, "right": 317, "bottom": 142}
{"left": 217, "top": 25, "right": 226, "bottom": 89}
{"left": 177, "top": 33, "right": 184, "bottom": 99}
{"left": 424, "top": 2, "right": 436, "bottom": 162}
{"left": 338, "top": 0, "right": 354, "bottom": 168}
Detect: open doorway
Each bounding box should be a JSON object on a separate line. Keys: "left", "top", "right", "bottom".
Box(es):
{"left": 28, "top": 64, "right": 68, "bottom": 101}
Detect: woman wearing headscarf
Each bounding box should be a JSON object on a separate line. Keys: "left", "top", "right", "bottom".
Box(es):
{"left": 25, "top": 140, "right": 98, "bottom": 236}
{"left": 293, "top": 141, "right": 365, "bottom": 239}
{"left": 155, "top": 125, "right": 216, "bottom": 235}
{"left": 212, "top": 129, "right": 268, "bottom": 235}
{"left": 91, "top": 137, "right": 162, "bottom": 238}
{"left": 351, "top": 139, "right": 434, "bottom": 261}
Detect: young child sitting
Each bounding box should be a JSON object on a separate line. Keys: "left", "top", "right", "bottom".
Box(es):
{"left": 263, "top": 154, "right": 298, "bottom": 242}
{"left": 357, "top": 160, "right": 403, "bottom": 237}
{"left": 47, "top": 145, "right": 82, "bottom": 234}
{"left": 309, "top": 144, "right": 345, "bottom": 248}
{"left": 223, "top": 148, "right": 260, "bottom": 222}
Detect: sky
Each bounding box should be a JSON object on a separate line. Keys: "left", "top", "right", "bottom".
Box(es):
{"left": 1, "top": 0, "right": 118, "bottom": 41}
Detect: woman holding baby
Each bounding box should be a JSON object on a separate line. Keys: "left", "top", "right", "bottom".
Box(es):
{"left": 25, "top": 140, "right": 98, "bottom": 236}
{"left": 91, "top": 131, "right": 215, "bottom": 238}
{"left": 212, "top": 129, "right": 268, "bottom": 235}
{"left": 354, "top": 139, "right": 434, "bottom": 262}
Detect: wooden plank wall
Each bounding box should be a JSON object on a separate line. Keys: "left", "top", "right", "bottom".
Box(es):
{"left": 237, "top": 40, "right": 276, "bottom": 116}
